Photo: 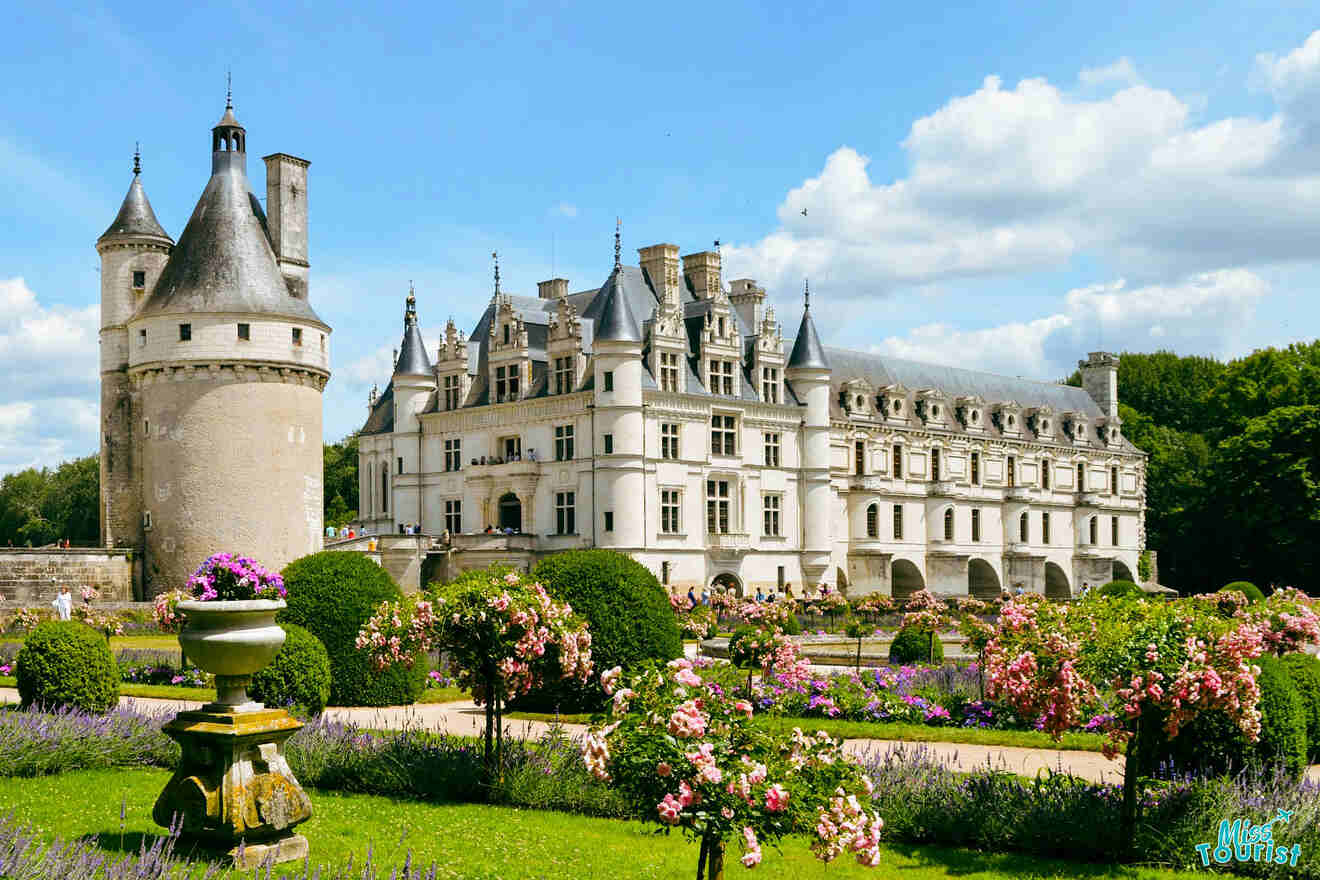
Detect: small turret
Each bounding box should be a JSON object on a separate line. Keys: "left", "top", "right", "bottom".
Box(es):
{"left": 393, "top": 284, "right": 436, "bottom": 435}
{"left": 786, "top": 281, "right": 833, "bottom": 588}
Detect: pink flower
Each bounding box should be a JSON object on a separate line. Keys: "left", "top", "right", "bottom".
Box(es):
{"left": 765, "top": 783, "right": 789, "bottom": 812}
{"left": 600, "top": 665, "right": 623, "bottom": 696}
{"left": 674, "top": 668, "right": 703, "bottom": 687}
{"left": 741, "top": 827, "right": 762, "bottom": 867}
{"left": 733, "top": 699, "right": 753, "bottom": 718}
{"left": 721, "top": 806, "right": 734, "bottom": 819}
{"left": 656, "top": 762, "right": 672, "bottom": 777}
{"left": 657, "top": 794, "right": 681, "bottom": 825}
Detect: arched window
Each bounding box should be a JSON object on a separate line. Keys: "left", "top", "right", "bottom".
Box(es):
{"left": 943, "top": 508, "right": 954, "bottom": 541}
{"left": 1041, "top": 459, "right": 1051, "bottom": 489}
{"left": 1019, "top": 511, "right": 1029, "bottom": 543}
{"left": 1088, "top": 515, "right": 1098, "bottom": 545}
{"left": 366, "top": 462, "right": 374, "bottom": 514}
{"left": 866, "top": 503, "right": 878, "bottom": 539}
{"left": 381, "top": 466, "right": 389, "bottom": 513}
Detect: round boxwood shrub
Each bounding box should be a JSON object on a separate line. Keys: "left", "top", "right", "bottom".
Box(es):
{"left": 280, "top": 551, "right": 427, "bottom": 707}
{"left": 1097, "top": 580, "right": 1144, "bottom": 598}
{"left": 16, "top": 621, "right": 118, "bottom": 713}
{"left": 250, "top": 623, "right": 332, "bottom": 714}
{"left": 522, "top": 550, "right": 681, "bottom": 711}
{"left": 888, "top": 625, "right": 944, "bottom": 665}
{"left": 1220, "top": 580, "right": 1265, "bottom": 603}
{"left": 1282, "top": 653, "right": 1320, "bottom": 762}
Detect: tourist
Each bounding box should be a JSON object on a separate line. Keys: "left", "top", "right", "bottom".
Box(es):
{"left": 339, "top": 525, "right": 349, "bottom": 539}
{"left": 687, "top": 586, "right": 697, "bottom": 609}
{"left": 1081, "top": 581, "right": 1090, "bottom": 598}
{"left": 51, "top": 586, "right": 72, "bottom": 621}
{"left": 755, "top": 587, "right": 765, "bottom": 603}
{"left": 700, "top": 588, "right": 710, "bottom": 606}
{"left": 348, "top": 528, "right": 356, "bottom": 539}
{"left": 767, "top": 588, "right": 777, "bottom": 603}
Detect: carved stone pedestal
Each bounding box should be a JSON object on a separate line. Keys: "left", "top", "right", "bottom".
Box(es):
{"left": 153, "top": 708, "right": 312, "bottom": 869}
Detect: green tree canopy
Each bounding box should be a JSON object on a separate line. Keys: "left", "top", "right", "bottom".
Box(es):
{"left": 322, "top": 434, "right": 359, "bottom": 528}
{"left": 0, "top": 455, "right": 99, "bottom": 547}
{"left": 1203, "top": 342, "right": 1320, "bottom": 442}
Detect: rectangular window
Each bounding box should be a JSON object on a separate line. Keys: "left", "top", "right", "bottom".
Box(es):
{"left": 1111, "top": 466, "right": 1119, "bottom": 496}
{"left": 709, "top": 360, "right": 734, "bottom": 395}
{"left": 502, "top": 324, "right": 510, "bottom": 345}
{"left": 502, "top": 436, "right": 521, "bottom": 460}
{"left": 972, "top": 508, "right": 981, "bottom": 542}
{"left": 1089, "top": 516, "right": 1098, "bottom": 545}
{"left": 292, "top": 327, "right": 302, "bottom": 346}
{"left": 893, "top": 504, "right": 903, "bottom": 539}
{"left": 237, "top": 323, "right": 250, "bottom": 341}
{"left": 444, "top": 438, "right": 461, "bottom": 472}
{"left": 554, "top": 424, "right": 575, "bottom": 461}
{"left": 943, "top": 509, "right": 954, "bottom": 541}
{"left": 603, "top": 371, "right": 614, "bottom": 392}
{"left": 444, "top": 499, "right": 462, "bottom": 534}
{"left": 603, "top": 511, "right": 614, "bottom": 532}
{"left": 1042, "top": 512, "right": 1051, "bottom": 544}
{"left": 661, "top": 489, "right": 681, "bottom": 534}
{"left": 930, "top": 447, "right": 941, "bottom": 481}
{"left": 1007, "top": 456, "right": 1016, "bottom": 487}
{"left": 854, "top": 440, "right": 865, "bottom": 476}
{"left": 554, "top": 356, "right": 574, "bottom": 394}
{"left": 763, "top": 432, "right": 781, "bottom": 467}
{"left": 1020, "top": 512, "right": 1029, "bottom": 543}
{"left": 132, "top": 270, "right": 146, "bottom": 288}
{"left": 555, "top": 491, "right": 576, "bottom": 535}
{"left": 706, "top": 479, "right": 731, "bottom": 535}
{"left": 178, "top": 323, "right": 191, "bottom": 342}
{"left": 970, "top": 451, "right": 980, "bottom": 486}
{"left": 761, "top": 367, "right": 780, "bottom": 404}
{"left": 397, "top": 457, "right": 403, "bottom": 475}
{"left": 1042, "top": 459, "right": 1051, "bottom": 490}
{"left": 1077, "top": 462, "right": 1086, "bottom": 491}
{"left": 603, "top": 433, "right": 614, "bottom": 455}
{"left": 662, "top": 561, "right": 670, "bottom": 586}
{"left": 320, "top": 334, "right": 325, "bottom": 351}
{"left": 661, "top": 423, "right": 680, "bottom": 460}
{"left": 443, "top": 375, "right": 461, "bottom": 410}
{"left": 778, "top": 566, "right": 785, "bottom": 590}
{"left": 495, "top": 366, "right": 506, "bottom": 402}
{"left": 893, "top": 445, "right": 903, "bottom": 478}
{"left": 660, "top": 352, "right": 680, "bottom": 393}
{"left": 866, "top": 504, "right": 878, "bottom": 538}
{"left": 1111, "top": 515, "right": 1119, "bottom": 546}
{"left": 138, "top": 329, "right": 146, "bottom": 348}
{"left": 711, "top": 414, "right": 736, "bottom": 456}
{"left": 763, "top": 494, "right": 781, "bottom": 537}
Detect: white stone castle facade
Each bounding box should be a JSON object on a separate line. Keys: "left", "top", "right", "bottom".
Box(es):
{"left": 359, "top": 232, "right": 1145, "bottom": 599}
{"left": 97, "top": 97, "right": 330, "bottom": 595}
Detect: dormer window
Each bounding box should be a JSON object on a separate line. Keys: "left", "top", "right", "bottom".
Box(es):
{"left": 443, "top": 374, "right": 462, "bottom": 409}
{"left": 661, "top": 353, "right": 681, "bottom": 393}
{"left": 554, "top": 356, "right": 575, "bottom": 394}
{"left": 761, "top": 366, "right": 779, "bottom": 403}
{"left": 718, "top": 316, "right": 726, "bottom": 337}
{"left": 132, "top": 271, "right": 146, "bottom": 289}
{"left": 892, "top": 399, "right": 902, "bottom": 414}
{"left": 495, "top": 365, "right": 520, "bottom": 402}
{"left": 503, "top": 324, "right": 510, "bottom": 345}
{"left": 709, "top": 360, "right": 735, "bottom": 395}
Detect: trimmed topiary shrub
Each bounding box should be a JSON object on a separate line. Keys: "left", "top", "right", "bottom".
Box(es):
{"left": 1220, "top": 580, "right": 1265, "bottom": 603}
{"left": 280, "top": 552, "right": 427, "bottom": 707}
{"left": 250, "top": 623, "right": 332, "bottom": 714}
{"left": 523, "top": 550, "right": 681, "bottom": 711}
{"left": 1097, "top": 580, "right": 1144, "bottom": 598}
{"left": 888, "top": 625, "right": 944, "bottom": 665}
{"left": 16, "top": 621, "right": 118, "bottom": 713}
{"left": 1282, "top": 653, "right": 1320, "bottom": 762}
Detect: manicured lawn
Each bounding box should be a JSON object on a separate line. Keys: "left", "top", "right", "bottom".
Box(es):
{"left": 417, "top": 685, "right": 467, "bottom": 704}
{"left": 0, "top": 675, "right": 213, "bottom": 702}
{"left": 0, "top": 768, "right": 1205, "bottom": 879}
{"left": 1, "top": 634, "right": 180, "bottom": 651}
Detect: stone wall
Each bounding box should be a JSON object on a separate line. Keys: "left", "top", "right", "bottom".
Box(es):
{"left": 0, "top": 549, "right": 136, "bottom": 604}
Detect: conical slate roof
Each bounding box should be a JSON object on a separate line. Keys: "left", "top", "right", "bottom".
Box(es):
{"left": 589, "top": 267, "right": 643, "bottom": 343}
{"left": 787, "top": 303, "right": 829, "bottom": 370}
{"left": 98, "top": 175, "right": 172, "bottom": 244}
{"left": 394, "top": 292, "right": 432, "bottom": 375}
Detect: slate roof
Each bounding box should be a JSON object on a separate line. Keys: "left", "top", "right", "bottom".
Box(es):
{"left": 787, "top": 307, "right": 829, "bottom": 370}
{"left": 394, "top": 321, "right": 431, "bottom": 375}
{"left": 590, "top": 267, "right": 643, "bottom": 343}
{"left": 361, "top": 383, "right": 395, "bottom": 435}
{"left": 99, "top": 175, "right": 173, "bottom": 244}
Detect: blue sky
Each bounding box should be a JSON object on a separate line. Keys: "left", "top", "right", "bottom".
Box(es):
{"left": 3, "top": 1, "right": 1320, "bottom": 472}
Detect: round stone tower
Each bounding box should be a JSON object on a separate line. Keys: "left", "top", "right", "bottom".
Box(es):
{"left": 119, "top": 97, "right": 331, "bottom": 594}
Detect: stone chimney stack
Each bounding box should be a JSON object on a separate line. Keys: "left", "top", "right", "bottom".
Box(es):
{"left": 1079, "top": 351, "right": 1120, "bottom": 419}
{"left": 639, "top": 244, "right": 681, "bottom": 304}
{"left": 682, "top": 250, "right": 722, "bottom": 300}
{"left": 728, "top": 278, "right": 765, "bottom": 330}
{"left": 537, "top": 278, "right": 570, "bottom": 300}
{"left": 262, "top": 153, "right": 310, "bottom": 300}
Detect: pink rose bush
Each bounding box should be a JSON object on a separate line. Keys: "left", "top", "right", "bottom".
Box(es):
{"left": 1238, "top": 587, "right": 1320, "bottom": 656}
{"left": 583, "top": 657, "right": 883, "bottom": 876}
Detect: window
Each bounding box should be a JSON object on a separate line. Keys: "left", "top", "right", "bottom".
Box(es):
{"left": 178, "top": 323, "right": 191, "bottom": 341}
{"left": 1111, "top": 515, "right": 1119, "bottom": 546}
{"left": 1042, "top": 511, "right": 1050, "bottom": 544}
{"left": 763, "top": 494, "right": 781, "bottom": 537}
{"left": 718, "top": 316, "right": 726, "bottom": 337}
{"left": 971, "top": 508, "right": 981, "bottom": 542}
{"left": 970, "top": 451, "right": 980, "bottom": 486}
{"left": 761, "top": 367, "right": 780, "bottom": 403}
{"left": 661, "top": 423, "right": 680, "bottom": 459}
{"left": 854, "top": 440, "right": 865, "bottom": 476}
{"left": 1007, "top": 456, "right": 1016, "bottom": 488}
{"left": 662, "top": 561, "right": 670, "bottom": 585}
{"left": 292, "top": 327, "right": 302, "bottom": 346}
{"left": 503, "top": 436, "right": 521, "bottom": 460}
{"left": 893, "top": 504, "right": 904, "bottom": 539}
{"left": 1042, "top": 459, "right": 1051, "bottom": 490}
{"left": 603, "top": 371, "right": 614, "bottom": 392}
{"left": 706, "top": 479, "right": 731, "bottom": 534}
{"left": 661, "top": 489, "right": 682, "bottom": 534}
{"left": 866, "top": 503, "right": 879, "bottom": 538}
{"left": 764, "top": 432, "right": 781, "bottom": 467}
{"left": 1111, "top": 466, "right": 1119, "bottom": 496}
{"left": 143, "top": 510, "right": 152, "bottom": 530}
{"left": 444, "top": 438, "right": 461, "bottom": 472}
{"left": 502, "top": 324, "right": 510, "bottom": 345}
{"left": 709, "top": 359, "right": 734, "bottom": 395}
{"left": 444, "top": 499, "right": 462, "bottom": 534}
{"left": 320, "top": 334, "right": 325, "bottom": 351}
{"left": 495, "top": 365, "right": 519, "bottom": 402}
{"left": 443, "top": 375, "right": 461, "bottom": 410}
{"left": 1089, "top": 516, "right": 1098, "bottom": 545}
{"left": 132, "top": 270, "right": 146, "bottom": 288}
{"left": 711, "top": 414, "right": 736, "bottom": 456}
{"left": 602, "top": 433, "right": 614, "bottom": 455}
{"left": 603, "top": 511, "right": 614, "bottom": 532}
{"left": 554, "top": 356, "right": 575, "bottom": 394}
{"left": 138, "top": 329, "right": 146, "bottom": 348}
{"left": 1019, "top": 511, "right": 1029, "bottom": 543}
{"left": 892, "top": 444, "right": 903, "bottom": 478}
{"left": 943, "top": 508, "right": 954, "bottom": 541}
{"left": 397, "top": 457, "right": 403, "bottom": 475}
{"left": 660, "top": 352, "right": 680, "bottom": 392}
{"left": 930, "top": 447, "right": 941, "bottom": 481}
{"left": 555, "top": 424, "right": 575, "bottom": 461}
{"left": 237, "top": 323, "right": 250, "bottom": 341}
{"left": 381, "top": 468, "right": 388, "bottom": 512}
{"left": 555, "top": 491, "right": 576, "bottom": 535}
{"left": 1077, "top": 462, "right": 1086, "bottom": 491}
{"left": 778, "top": 566, "right": 785, "bottom": 590}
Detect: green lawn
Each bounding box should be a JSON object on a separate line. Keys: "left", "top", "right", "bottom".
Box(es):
{"left": 0, "top": 675, "right": 214, "bottom": 702}
{"left": 417, "top": 685, "right": 468, "bottom": 704}
{"left": 0, "top": 768, "right": 1206, "bottom": 879}
{"left": 1, "top": 633, "right": 181, "bottom": 651}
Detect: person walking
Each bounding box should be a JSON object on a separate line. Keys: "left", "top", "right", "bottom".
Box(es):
{"left": 51, "top": 586, "right": 73, "bottom": 621}
{"left": 687, "top": 586, "right": 697, "bottom": 610}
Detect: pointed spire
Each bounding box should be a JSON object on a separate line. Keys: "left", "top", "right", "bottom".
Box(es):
{"left": 492, "top": 251, "right": 501, "bottom": 296}
{"left": 394, "top": 281, "right": 432, "bottom": 375}
{"left": 133, "top": 142, "right": 141, "bottom": 176}
{"left": 226, "top": 70, "right": 233, "bottom": 110}
{"left": 614, "top": 218, "right": 622, "bottom": 270}
{"left": 405, "top": 280, "right": 417, "bottom": 326}
{"left": 98, "top": 147, "right": 172, "bottom": 244}
{"left": 804, "top": 278, "right": 810, "bottom": 311}
{"left": 787, "top": 278, "right": 829, "bottom": 371}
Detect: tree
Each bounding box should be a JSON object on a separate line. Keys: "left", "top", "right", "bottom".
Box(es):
{"left": 0, "top": 455, "right": 99, "bottom": 547}
{"left": 322, "top": 435, "right": 359, "bottom": 528}
{"left": 1203, "top": 342, "right": 1320, "bottom": 442}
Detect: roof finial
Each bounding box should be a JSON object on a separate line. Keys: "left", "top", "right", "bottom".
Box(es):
{"left": 492, "top": 251, "right": 501, "bottom": 295}
{"left": 226, "top": 70, "right": 233, "bottom": 110}
{"left": 405, "top": 280, "right": 417, "bottom": 326}
{"left": 133, "top": 142, "right": 140, "bottom": 176}
{"left": 614, "top": 217, "right": 622, "bottom": 270}
{"left": 804, "top": 278, "right": 810, "bottom": 311}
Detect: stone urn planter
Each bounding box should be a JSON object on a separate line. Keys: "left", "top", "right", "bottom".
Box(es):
{"left": 177, "top": 599, "right": 286, "bottom": 711}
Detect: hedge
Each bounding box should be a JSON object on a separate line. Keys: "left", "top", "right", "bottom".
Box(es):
{"left": 16, "top": 621, "right": 119, "bottom": 714}
{"left": 1097, "top": 580, "right": 1144, "bottom": 598}
{"left": 250, "top": 623, "right": 332, "bottom": 714}
{"left": 888, "top": 625, "right": 944, "bottom": 665}
{"left": 1220, "top": 580, "right": 1266, "bottom": 602}
{"left": 1282, "top": 653, "right": 1320, "bottom": 762}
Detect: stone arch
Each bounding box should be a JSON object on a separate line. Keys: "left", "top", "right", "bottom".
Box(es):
{"left": 1113, "top": 559, "right": 1134, "bottom": 583}
{"left": 1045, "top": 562, "right": 1071, "bottom": 599}
{"left": 497, "top": 491, "right": 521, "bottom": 531}
{"left": 712, "top": 571, "right": 743, "bottom": 597}
{"left": 891, "top": 558, "right": 925, "bottom": 599}
{"left": 968, "top": 558, "right": 1000, "bottom": 598}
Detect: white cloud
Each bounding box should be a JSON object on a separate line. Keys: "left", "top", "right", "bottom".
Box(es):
{"left": 1255, "top": 30, "right": 1320, "bottom": 112}
{"left": 0, "top": 278, "right": 100, "bottom": 397}
{"left": 554, "top": 202, "right": 578, "bottom": 218}
{"left": 1079, "top": 57, "right": 1142, "bottom": 88}
{"left": 0, "top": 397, "right": 99, "bottom": 475}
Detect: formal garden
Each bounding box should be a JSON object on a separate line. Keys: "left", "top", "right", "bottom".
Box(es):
{"left": 1, "top": 550, "right": 1318, "bottom": 878}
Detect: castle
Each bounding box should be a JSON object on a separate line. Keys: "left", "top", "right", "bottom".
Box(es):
{"left": 97, "top": 95, "right": 330, "bottom": 596}
{"left": 358, "top": 230, "right": 1145, "bottom": 598}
